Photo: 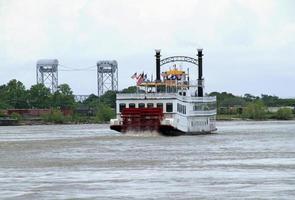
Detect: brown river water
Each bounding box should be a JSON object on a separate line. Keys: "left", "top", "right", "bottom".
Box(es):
{"left": 0, "top": 121, "right": 295, "bottom": 199}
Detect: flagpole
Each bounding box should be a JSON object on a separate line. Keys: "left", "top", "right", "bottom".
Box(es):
{"left": 165, "top": 80, "right": 167, "bottom": 93}
{"left": 187, "top": 68, "right": 190, "bottom": 89}
{"left": 145, "top": 73, "right": 148, "bottom": 93}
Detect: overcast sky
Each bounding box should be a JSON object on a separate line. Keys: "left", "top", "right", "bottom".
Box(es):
{"left": 0, "top": 0, "right": 294, "bottom": 97}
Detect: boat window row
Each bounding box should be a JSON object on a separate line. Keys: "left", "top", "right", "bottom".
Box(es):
{"left": 119, "top": 103, "right": 173, "bottom": 113}
{"left": 177, "top": 103, "right": 186, "bottom": 114}
{"left": 193, "top": 102, "right": 216, "bottom": 111}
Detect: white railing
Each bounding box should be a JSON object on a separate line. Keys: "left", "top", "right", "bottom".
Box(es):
{"left": 178, "top": 96, "right": 216, "bottom": 102}
{"left": 117, "top": 93, "right": 177, "bottom": 99}
{"left": 117, "top": 93, "right": 216, "bottom": 102}
{"left": 189, "top": 110, "right": 217, "bottom": 115}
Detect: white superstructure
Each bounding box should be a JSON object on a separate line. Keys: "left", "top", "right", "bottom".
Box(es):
{"left": 113, "top": 92, "right": 217, "bottom": 134}
{"left": 110, "top": 49, "right": 217, "bottom": 135}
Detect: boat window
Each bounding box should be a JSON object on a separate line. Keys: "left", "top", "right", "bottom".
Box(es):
{"left": 129, "top": 103, "right": 136, "bottom": 108}
{"left": 193, "top": 102, "right": 216, "bottom": 111}
{"left": 177, "top": 103, "right": 186, "bottom": 114}
{"left": 119, "top": 103, "right": 126, "bottom": 112}
{"left": 156, "top": 103, "right": 163, "bottom": 108}
{"left": 177, "top": 103, "right": 181, "bottom": 113}
{"left": 138, "top": 103, "right": 145, "bottom": 108}
{"left": 147, "top": 103, "right": 154, "bottom": 108}
{"left": 166, "top": 103, "right": 173, "bottom": 112}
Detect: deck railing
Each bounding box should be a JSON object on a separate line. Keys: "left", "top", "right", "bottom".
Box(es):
{"left": 117, "top": 93, "right": 216, "bottom": 102}
{"left": 189, "top": 110, "right": 217, "bottom": 115}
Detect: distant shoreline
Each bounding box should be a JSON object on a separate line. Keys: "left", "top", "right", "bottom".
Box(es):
{"left": 1, "top": 118, "right": 294, "bottom": 127}
{"left": 18, "top": 119, "right": 109, "bottom": 126}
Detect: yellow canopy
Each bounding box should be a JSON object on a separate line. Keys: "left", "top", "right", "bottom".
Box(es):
{"left": 165, "top": 69, "right": 185, "bottom": 75}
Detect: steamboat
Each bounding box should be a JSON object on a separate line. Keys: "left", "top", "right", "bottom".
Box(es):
{"left": 110, "top": 49, "right": 217, "bottom": 136}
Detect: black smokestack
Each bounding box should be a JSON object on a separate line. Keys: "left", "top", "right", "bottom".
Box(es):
{"left": 197, "top": 49, "right": 203, "bottom": 97}
{"left": 155, "top": 49, "right": 161, "bottom": 82}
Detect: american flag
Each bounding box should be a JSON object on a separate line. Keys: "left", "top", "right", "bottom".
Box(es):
{"left": 131, "top": 72, "right": 137, "bottom": 79}
{"left": 136, "top": 73, "right": 144, "bottom": 85}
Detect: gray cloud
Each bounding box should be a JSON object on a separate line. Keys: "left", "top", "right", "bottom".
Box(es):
{"left": 0, "top": 0, "right": 294, "bottom": 97}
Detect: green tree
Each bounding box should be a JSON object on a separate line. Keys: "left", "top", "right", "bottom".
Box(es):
{"left": 5, "top": 79, "right": 29, "bottom": 108}
{"left": 99, "top": 90, "right": 116, "bottom": 108}
{"left": 51, "top": 84, "right": 75, "bottom": 109}
{"left": 58, "top": 84, "right": 73, "bottom": 96}
{"left": 83, "top": 94, "right": 98, "bottom": 104}
{"left": 243, "top": 101, "right": 267, "bottom": 120}
{"left": 244, "top": 93, "right": 259, "bottom": 102}
{"left": 220, "top": 97, "right": 246, "bottom": 107}
{"left": 0, "top": 84, "right": 7, "bottom": 101}
{"left": 95, "top": 103, "right": 115, "bottom": 122}
{"left": 83, "top": 91, "right": 116, "bottom": 109}
{"left": 0, "top": 100, "right": 11, "bottom": 109}
{"left": 275, "top": 108, "right": 293, "bottom": 120}
{"left": 121, "top": 86, "right": 137, "bottom": 93}
{"left": 29, "top": 84, "right": 51, "bottom": 108}
{"left": 261, "top": 94, "right": 279, "bottom": 106}
{"left": 209, "top": 92, "right": 235, "bottom": 106}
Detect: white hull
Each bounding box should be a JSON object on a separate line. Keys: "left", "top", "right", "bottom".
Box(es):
{"left": 111, "top": 93, "right": 217, "bottom": 135}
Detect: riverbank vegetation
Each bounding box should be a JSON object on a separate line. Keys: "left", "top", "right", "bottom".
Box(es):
{"left": 0, "top": 80, "right": 76, "bottom": 109}
{"left": 209, "top": 92, "right": 295, "bottom": 120}
{"left": 0, "top": 80, "right": 133, "bottom": 124}
{"left": 1, "top": 79, "right": 294, "bottom": 124}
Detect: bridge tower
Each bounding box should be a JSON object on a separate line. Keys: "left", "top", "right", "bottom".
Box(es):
{"left": 36, "top": 59, "right": 59, "bottom": 93}
{"left": 97, "top": 60, "right": 118, "bottom": 96}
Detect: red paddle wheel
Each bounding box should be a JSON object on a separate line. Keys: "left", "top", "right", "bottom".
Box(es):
{"left": 121, "top": 108, "right": 163, "bottom": 132}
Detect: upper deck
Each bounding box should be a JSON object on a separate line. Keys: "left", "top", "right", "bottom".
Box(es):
{"left": 115, "top": 49, "right": 216, "bottom": 116}
{"left": 117, "top": 93, "right": 216, "bottom": 103}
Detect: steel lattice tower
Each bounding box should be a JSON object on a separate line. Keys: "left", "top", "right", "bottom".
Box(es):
{"left": 97, "top": 60, "right": 118, "bottom": 96}
{"left": 36, "top": 59, "right": 59, "bottom": 93}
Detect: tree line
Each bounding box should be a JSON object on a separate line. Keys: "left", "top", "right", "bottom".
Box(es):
{"left": 209, "top": 92, "right": 295, "bottom": 120}
{"left": 0, "top": 79, "right": 136, "bottom": 123}
{"left": 1, "top": 79, "right": 294, "bottom": 122}
{"left": 0, "top": 79, "right": 75, "bottom": 109}
{"left": 209, "top": 92, "right": 295, "bottom": 108}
